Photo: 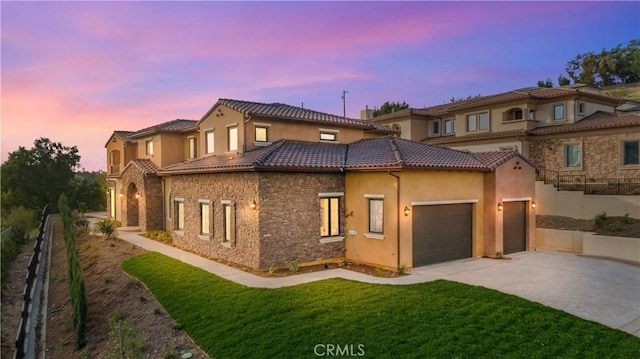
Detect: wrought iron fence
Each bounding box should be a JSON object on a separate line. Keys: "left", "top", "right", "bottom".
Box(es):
{"left": 536, "top": 167, "right": 640, "bottom": 195}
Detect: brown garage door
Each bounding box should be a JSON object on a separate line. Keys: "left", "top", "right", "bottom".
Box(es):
{"left": 503, "top": 201, "right": 526, "bottom": 254}
{"left": 412, "top": 203, "right": 473, "bottom": 267}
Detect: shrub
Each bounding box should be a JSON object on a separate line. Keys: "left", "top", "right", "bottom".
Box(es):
{"left": 288, "top": 262, "right": 299, "bottom": 273}
{"left": 594, "top": 212, "right": 607, "bottom": 228}
{"left": 157, "top": 231, "right": 172, "bottom": 243}
{"left": 396, "top": 263, "right": 408, "bottom": 275}
{"left": 5, "top": 206, "right": 36, "bottom": 240}
{"left": 95, "top": 219, "right": 118, "bottom": 240}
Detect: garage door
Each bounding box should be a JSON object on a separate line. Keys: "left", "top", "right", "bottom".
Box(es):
{"left": 412, "top": 203, "right": 473, "bottom": 267}
{"left": 503, "top": 201, "right": 526, "bottom": 254}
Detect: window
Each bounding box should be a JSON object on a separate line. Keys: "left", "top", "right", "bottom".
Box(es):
{"left": 554, "top": 104, "right": 565, "bottom": 121}
{"left": 228, "top": 126, "right": 238, "bottom": 152}
{"left": 145, "top": 139, "right": 153, "bottom": 155}
{"left": 466, "top": 112, "right": 489, "bottom": 131}
{"left": 255, "top": 127, "right": 268, "bottom": 143}
{"left": 564, "top": 143, "right": 582, "bottom": 168}
{"left": 222, "top": 201, "right": 235, "bottom": 243}
{"left": 320, "top": 132, "right": 337, "bottom": 141}
{"left": 206, "top": 130, "right": 214, "bottom": 154}
{"left": 368, "top": 199, "right": 384, "bottom": 234}
{"left": 188, "top": 137, "right": 197, "bottom": 159}
{"left": 320, "top": 197, "right": 340, "bottom": 237}
{"left": 444, "top": 119, "right": 454, "bottom": 134}
{"left": 623, "top": 140, "right": 639, "bottom": 165}
{"left": 578, "top": 102, "right": 585, "bottom": 114}
{"left": 200, "top": 201, "right": 212, "bottom": 236}
{"left": 109, "top": 189, "right": 116, "bottom": 219}
{"left": 174, "top": 199, "right": 185, "bottom": 231}
{"left": 431, "top": 121, "right": 440, "bottom": 135}
{"left": 513, "top": 109, "right": 523, "bottom": 120}
{"left": 528, "top": 110, "right": 536, "bottom": 120}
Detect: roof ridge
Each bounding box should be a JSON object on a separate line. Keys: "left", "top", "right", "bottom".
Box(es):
{"left": 254, "top": 140, "right": 287, "bottom": 166}
{"left": 388, "top": 136, "right": 405, "bottom": 166}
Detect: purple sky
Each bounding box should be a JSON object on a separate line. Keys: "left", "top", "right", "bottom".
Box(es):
{"left": 2, "top": 1, "right": 638, "bottom": 171}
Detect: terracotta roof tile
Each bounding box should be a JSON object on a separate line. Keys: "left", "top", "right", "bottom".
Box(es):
{"left": 529, "top": 111, "right": 640, "bottom": 135}
{"left": 256, "top": 141, "right": 347, "bottom": 170}
{"left": 212, "top": 99, "right": 396, "bottom": 134}
{"left": 122, "top": 159, "right": 159, "bottom": 176}
{"left": 129, "top": 119, "right": 197, "bottom": 139}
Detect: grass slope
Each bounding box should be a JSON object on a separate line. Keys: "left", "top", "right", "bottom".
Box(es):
{"left": 122, "top": 252, "right": 640, "bottom": 358}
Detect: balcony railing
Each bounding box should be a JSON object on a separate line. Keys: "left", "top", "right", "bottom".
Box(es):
{"left": 109, "top": 165, "right": 120, "bottom": 175}
{"left": 536, "top": 167, "right": 640, "bottom": 195}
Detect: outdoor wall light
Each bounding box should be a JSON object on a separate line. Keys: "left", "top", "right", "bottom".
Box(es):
{"left": 531, "top": 201, "right": 537, "bottom": 209}
{"left": 119, "top": 190, "right": 124, "bottom": 198}
{"left": 135, "top": 192, "right": 141, "bottom": 199}
{"left": 250, "top": 200, "right": 257, "bottom": 210}
{"left": 497, "top": 202, "right": 503, "bottom": 211}
{"left": 404, "top": 206, "right": 410, "bottom": 216}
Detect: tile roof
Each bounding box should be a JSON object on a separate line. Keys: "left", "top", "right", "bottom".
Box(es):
{"left": 529, "top": 111, "right": 640, "bottom": 135}
{"left": 203, "top": 98, "right": 397, "bottom": 134}
{"left": 121, "top": 159, "right": 159, "bottom": 176}
{"left": 129, "top": 119, "right": 197, "bottom": 139}
{"left": 157, "top": 136, "right": 522, "bottom": 175}
{"left": 472, "top": 151, "right": 537, "bottom": 171}
{"left": 105, "top": 130, "right": 134, "bottom": 147}
{"left": 422, "top": 129, "right": 528, "bottom": 145}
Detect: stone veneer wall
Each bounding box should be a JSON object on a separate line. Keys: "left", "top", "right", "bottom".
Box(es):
{"left": 258, "top": 172, "right": 345, "bottom": 268}
{"left": 119, "top": 166, "right": 163, "bottom": 231}
{"left": 529, "top": 132, "right": 640, "bottom": 178}
{"left": 168, "top": 172, "right": 261, "bottom": 268}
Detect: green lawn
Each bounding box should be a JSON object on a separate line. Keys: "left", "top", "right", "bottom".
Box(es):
{"left": 122, "top": 252, "right": 640, "bottom": 358}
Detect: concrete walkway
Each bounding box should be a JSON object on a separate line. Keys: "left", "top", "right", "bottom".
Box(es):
{"left": 86, "top": 212, "right": 640, "bottom": 337}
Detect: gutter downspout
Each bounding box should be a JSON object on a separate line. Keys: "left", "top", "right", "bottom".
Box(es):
{"left": 388, "top": 171, "right": 401, "bottom": 270}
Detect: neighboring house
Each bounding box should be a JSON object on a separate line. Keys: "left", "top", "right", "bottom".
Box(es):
{"left": 107, "top": 99, "right": 536, "bottom": 270}
{"left": 372, "top": 87, "right": 640, "bottom": 179}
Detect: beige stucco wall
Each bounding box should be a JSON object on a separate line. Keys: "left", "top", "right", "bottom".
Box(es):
{"left": 448, "top": 140, "right": 523, "bottom": 154}
{"left": 583, "top": 233, "right": 640, "bottom": 263}
{"left": 106, "top": 135, "right": 127, "bottom": 176}
{"left": 484, "top": 156, "right": 537, "bottom": 256}
{"left": 535, "top": 228, "right": 585, "bottom": 252}
{"left": 535, "top": 182, "right": 640, "bottom": 219}
{"left": 198, "top": 104, "right": 247, "bottom": 156}
{"left": 158, "top": 133, "right": 186, "bottom": 167}
{"left": 345, "top": 170, "right": 486, "bottom": 270}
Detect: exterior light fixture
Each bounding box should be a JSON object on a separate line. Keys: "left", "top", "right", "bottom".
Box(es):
{"left": 404, "top": 206, "right": 410, "bottom": 216}
{"left": 135, "top": 192, "right": 141, "bottom": 199}
{"left": 119, "top": 190, "right": 124, "bottom": 198}
{"left": 497, "top": 202, "right": 503, "bottom": 211}
{"left": 531, "top": 201, "right": 536, "bottom": 209}
{"left": 250, "top": 200, "right": 257, "bottom": 210}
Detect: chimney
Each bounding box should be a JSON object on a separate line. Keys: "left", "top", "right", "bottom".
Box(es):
{"left": 360, "top": 105, "right": 374, "bottom": 121}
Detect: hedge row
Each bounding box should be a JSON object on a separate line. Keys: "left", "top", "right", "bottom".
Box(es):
{"left": 58, "top": 194, "right": 88, "bottom": 349}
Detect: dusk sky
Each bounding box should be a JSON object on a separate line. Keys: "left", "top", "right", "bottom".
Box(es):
{"left": 1, "top": 1, "right": 638, "bottom": 171}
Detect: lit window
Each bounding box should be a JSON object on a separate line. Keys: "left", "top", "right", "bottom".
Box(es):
{"left": 554, "top": 104, "right": 565, "bottom": 121}
{"left": 255, "top": 127, "right": 268, "bottom": 142}
{"left": 200, "top": 201, "right": 212, "bottom": 235}
{"left": 145, "top": 140, "right": 154, "bottom": 155}
{"left": 228, "top": 126, "right": 238, "bottom": 152}
{"left": 222, "top": 201, "right": 235, "bottom": 243}
{"left": 368, "top": 199, "right": 384, "bottom": 234}
{"left": 564, "top": 143, "right": 581, "bottom": 168}
{"left": 206, "top": 131, "right": 214, "bottom": 154}
{"left": 623, "top": 140, "right": 639, "bottom": 165}
{"left": 175, "top": 199, "right": 185, "bottom": 230}
{"left": 189, "top": 137, "right": 197, "bottom": 159}
{"left": 320, "top": 197, "right": 340, "bottom": 237}
{"left": 320, "top": 132, "right": 337, "bottom": 141}
{"left": 444, "top": 119, "right": 454, "bottom": 134}
{"left": 466, "top": 112, "right": 489, "bottom": 131}
{"left": 109, "top": 189, "right": 116, "bottom": 219}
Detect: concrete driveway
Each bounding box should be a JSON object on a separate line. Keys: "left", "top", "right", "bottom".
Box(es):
{"left": 410, "top": 251, "right": 640, "bottom": 337}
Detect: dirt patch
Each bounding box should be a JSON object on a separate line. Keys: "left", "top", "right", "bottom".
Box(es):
{"left": 42, "top": 219, "right": 208, "bottom": 358}
{"left": 537, "top": 215, "right": 640, "bottom": 238}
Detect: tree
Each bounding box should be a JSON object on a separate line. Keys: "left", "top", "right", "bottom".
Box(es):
{"left": 564, "top": 40, "right": 639, "bottom": 87}
{"left": 537, "top": 79, "right": 553, "bottom": 88}
{"left": 372, "top": 101, "right": 410, "bottom": 117}
{"left": 1, "top": 138, "right": 80, "bottom": 213}
{"left": 67, "top": 171, "right": 107, "bottom": 212}
{"left": 449, "top": 94, "right": 482, "bottom": 103}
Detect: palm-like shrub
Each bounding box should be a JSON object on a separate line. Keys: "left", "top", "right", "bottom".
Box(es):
{"left": 94, "top": 219, "right": 118, "bottom": 240}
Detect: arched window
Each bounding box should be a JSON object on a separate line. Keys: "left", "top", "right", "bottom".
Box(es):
{"left": 109, "top": 150, "right": 121, "bottom": 174}
{"left": 504, "top": 108, "right": 523, "bottom": 121}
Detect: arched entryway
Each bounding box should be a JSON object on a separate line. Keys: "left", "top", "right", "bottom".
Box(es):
{"left": 126, "top": 182, "right": 139, "bottom": 226}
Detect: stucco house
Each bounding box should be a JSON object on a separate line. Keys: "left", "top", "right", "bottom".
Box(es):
{"left": 372, "top": 86, "right": 640, "bottom": 179}
{"left": 106, "top": 99, "right": 536, "bottom": 270}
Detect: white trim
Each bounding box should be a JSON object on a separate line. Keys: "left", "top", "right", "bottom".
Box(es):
{"left": 502, "top": 197, "right": 531, "bottom": 202}
{"left": 364, "top": 233, "right": 385, "bottom": 240}
{"left": 221, "top": 199, "right": 233, "bottom": 205}
{"left": 319, "top": 128, "right": 339, "bottom": 133}
{"left": 188, "top": 135, "right": 195, "bottom": 139}
{"left": 253, "top": 122, "right": 272, "bottom": 127}
{"left": 364, "top": 194, "right": 385, "bottom": 199}
{"left": 198, "top": 199, "right": 212, "bottom": 204}
{"left": 411, "top": 199, "right": 478, "bottom": 206}
{"left": 225, "top": 122, "right": 239, "bottom": 128}
{"left": 174, "top": 197, "right": 185, "bottom": 202}
{"left": 203, "top": 127, "right": 214, "bottom": 131}
{"left": 198, "top": 235, "right": 211, "bottom": 241}
{"left": 319, "top": 236, "right": 344, "bottom": 244}
{"left": 318, "top": 192, "right": 344, "bottom": 197}
{"left": 254, "top": 141, "right": 272, "bottom": 147}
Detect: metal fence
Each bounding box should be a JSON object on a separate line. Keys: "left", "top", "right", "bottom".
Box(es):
{"left": 13, "top": 205, "right": 50, "bottom": 359}
{"left": 536, "top": 167, "right": 640, "bottom": 195}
